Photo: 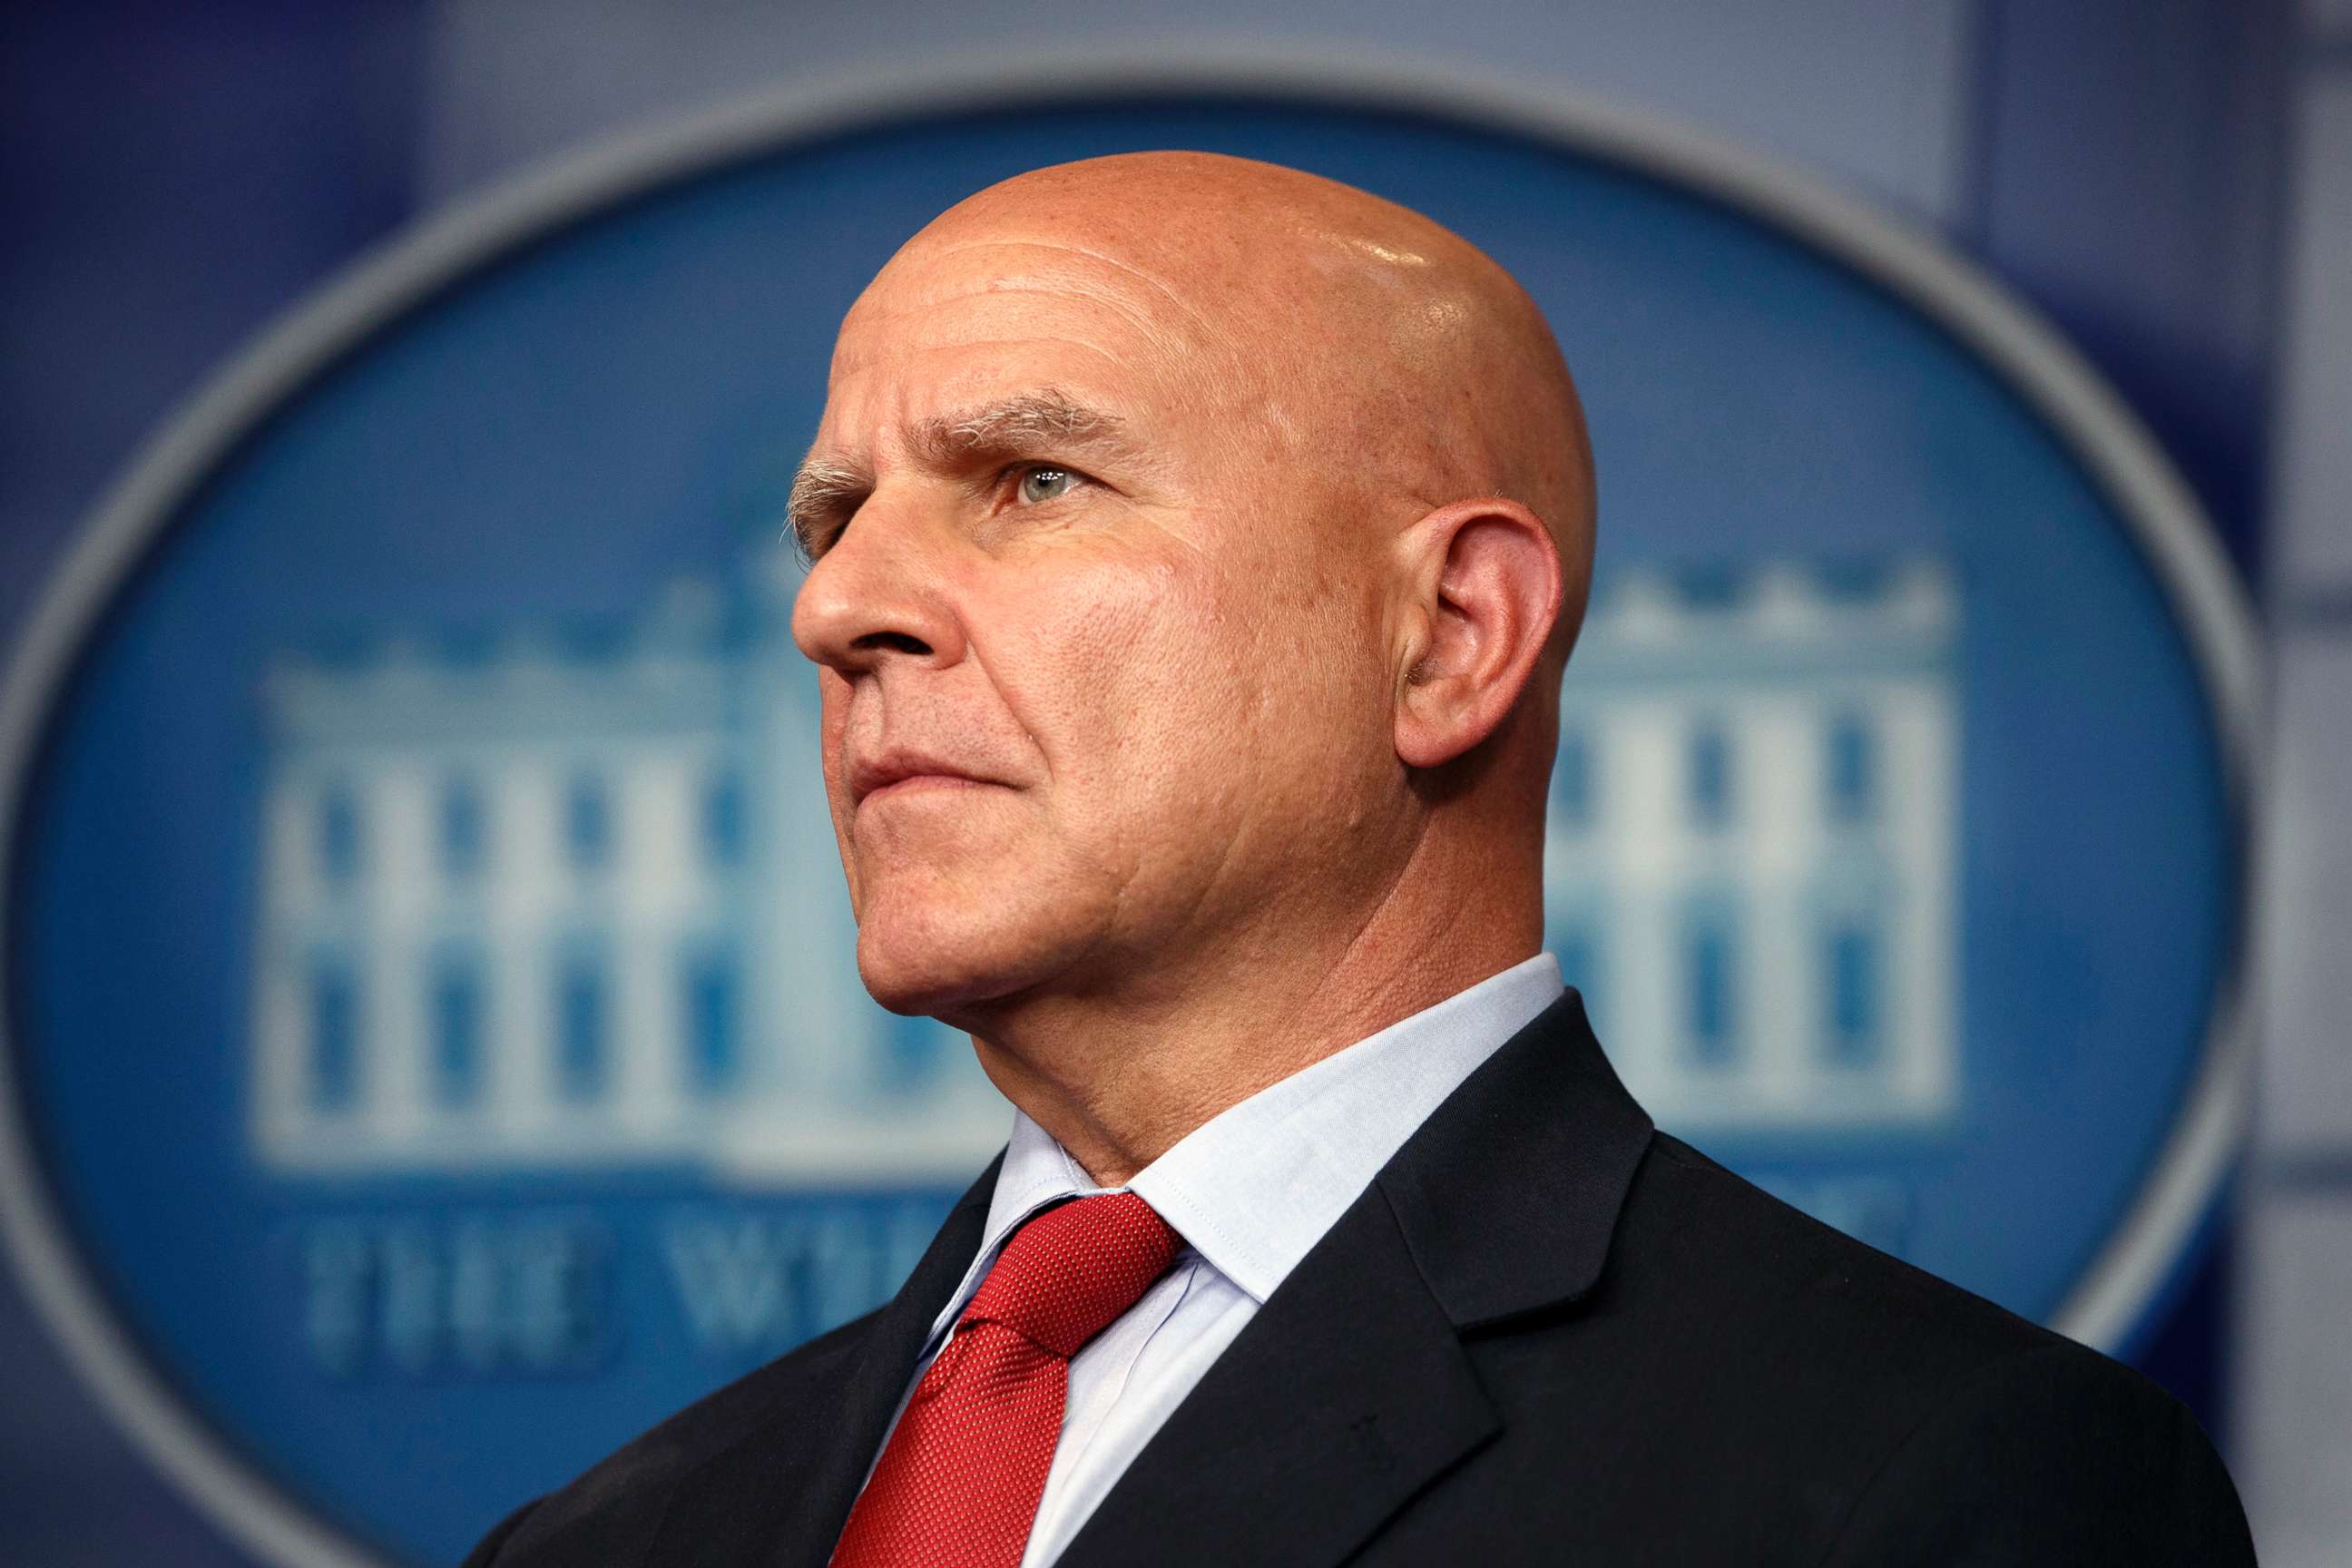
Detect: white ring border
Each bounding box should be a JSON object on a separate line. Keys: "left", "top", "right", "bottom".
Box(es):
{"left": 0, "top": 49, "right": 2261, "bottom": 1568}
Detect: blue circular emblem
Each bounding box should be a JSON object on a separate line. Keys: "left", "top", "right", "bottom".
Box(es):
{"left": 0, "top": 63, "right": 2254, "bottom": 1568}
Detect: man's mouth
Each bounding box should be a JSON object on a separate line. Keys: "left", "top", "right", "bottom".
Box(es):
{"left": 847, "top": 749, "right": 1001, "bottom": 808}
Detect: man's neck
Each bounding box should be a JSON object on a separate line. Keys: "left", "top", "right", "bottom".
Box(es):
{"left": 957, "top": 886, "right": 1543, "bottom": 1187}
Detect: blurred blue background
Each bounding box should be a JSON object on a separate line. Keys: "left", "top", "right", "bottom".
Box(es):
{"left": 0, "top": 0, "right": 2343, "bottom": 1563}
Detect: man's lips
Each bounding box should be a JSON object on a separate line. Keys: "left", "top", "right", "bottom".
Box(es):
{"left": 846, "top": 751, "right": 1004, "bottom": 808}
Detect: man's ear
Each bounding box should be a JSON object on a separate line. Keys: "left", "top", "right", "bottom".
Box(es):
{"left": 1393, "top": 497, "right": 1563, "bottom": 769}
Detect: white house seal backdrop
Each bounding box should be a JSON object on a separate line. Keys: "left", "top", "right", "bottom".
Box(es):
{"left": 0, "top": 69, "right": 2253, "bottom": 1568}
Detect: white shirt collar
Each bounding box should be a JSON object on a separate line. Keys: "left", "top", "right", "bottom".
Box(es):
{"left": 936, "top": 952, "right": 1564, "bottom": 1338}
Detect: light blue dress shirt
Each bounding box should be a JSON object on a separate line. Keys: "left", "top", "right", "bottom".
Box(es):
{"left": 865, "top": 952, "right": 1564, "bottom": 1567}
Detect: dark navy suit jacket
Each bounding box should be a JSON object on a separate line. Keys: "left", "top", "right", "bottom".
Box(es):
{"left": 464, "top": 993, "right": 2256, "bottom": 1567}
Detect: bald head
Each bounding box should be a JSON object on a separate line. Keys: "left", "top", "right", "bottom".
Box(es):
{"left": 793, "top": 152, "right": 1591, "bottom": 1128}
{"left": 823, "top": 152, "right": 1594, "bottom": 656}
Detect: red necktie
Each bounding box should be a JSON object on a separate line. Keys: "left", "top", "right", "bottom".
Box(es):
{"left": 830, "top": 1191, "right": 1183, "bottom": 1568}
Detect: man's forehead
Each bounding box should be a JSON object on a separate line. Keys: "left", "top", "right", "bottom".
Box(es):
{"left": 818, "top": 270, "right": 1231, "bottom": 466}
{"left": 852, "top": 224, "right": 1248, "bottom": 317}
{"left": 833, "top": 227, "right": 1243, "bottom": 381}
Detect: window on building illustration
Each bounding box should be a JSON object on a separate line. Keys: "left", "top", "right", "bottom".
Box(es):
{"left": 556, "top": 952, "right": 609, "bottom": 1102}
{"left": 439, "top": 777, "right": 485, "bottom": 879}
{"left": 1687, "top": 723, "right": 1731, "bottom": 831}
{"left": 1554, "top": 727, "right": 1593, "bottom": 830}
{"left": 684, "top": 948, "right": 739, "bottom": 1096}
{"left": 309, "top": 959, "right": 360, "bottom": 1112}
{"left": 1674, "top": 562, "right": 1741, "bottom": 607}
{"left": 430, "top": 953, "right": 485, "bottom": 1109}
{"left": 1683, "top": 910, "right": 1738, "bottom": 1066}
{"left": 564, "top": 771, "right": 611, "bottom": 871}
{"left": 701, "top": 765, "right": 745, "bottom": 867}
{"left": 1818, "top": 559, "right": 1888, "bottom": 601}
{"left": 1826, "top": 715, "right": 1875, "bottom": 826}
{"left": 318, "top": 781, "right": 362, "bottom": 886}
{"left": 1826, "top": 921, "right": 1881, "bottom": 1066}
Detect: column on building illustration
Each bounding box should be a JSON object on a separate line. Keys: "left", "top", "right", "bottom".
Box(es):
{"left": 361, "top": 761, "right": 435, "bottom": 1145}
{"left": 678, "top": 753, "right": 746, "bottom": 1102}
{"left": 1814, "top": 707, "right": 1889, "bottom": 1070}
{"left": 605, "top": 742, "right": 715, "bottom": 1141}
{"left": 254, "top": 763, "right": 366, "bottom": 1159}
{"left": 485, "top": 755, "right": 565, "bottom": 1142}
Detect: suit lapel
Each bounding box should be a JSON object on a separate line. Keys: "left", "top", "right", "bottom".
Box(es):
{"left": 1059, "top": 991, "right": 1653, "bottom": 1568}
{"left": 1381, "top": 990, "right": 1654, "bottom": 1330}
{"left": 644, "top": 1155, "right": 1002, "bottom": 1568}
{"left": 1055, "top": 1182, "right": 1497, "bottom": 1568}
{"left": 643, "top": 992, "right": 1653, "bottom": 1568}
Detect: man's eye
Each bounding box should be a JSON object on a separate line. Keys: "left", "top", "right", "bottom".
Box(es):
{"left": 1015, "top": 466, "right": 1079, "bottom": 504}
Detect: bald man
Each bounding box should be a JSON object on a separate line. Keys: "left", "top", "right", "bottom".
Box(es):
{"left": 464, "top": 154, "right": 2251, "bottom": 1568}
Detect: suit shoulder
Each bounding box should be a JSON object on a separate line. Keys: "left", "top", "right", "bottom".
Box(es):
{"left": 1627, "top": 1132, "right": 2070, "bottom": 1367}
{"left": 463, "top": 1308, "right": 878, "bottom": 1564}
{"left": 1821, "top": 1333, "right": 2254, "bottom": 1563}
{"left": 1600, "top": 1132, "right": 2202, "bottom": 1449}
{"left": 1583, "top": 1135, "right": 2249, "bottom": 1558}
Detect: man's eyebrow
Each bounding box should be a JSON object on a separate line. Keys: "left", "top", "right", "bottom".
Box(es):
{"left": 785, "top": 456, "right": 870, "bottom": 563}
{"left": 907, "top": 391, "right": 1140, "bottom": 469}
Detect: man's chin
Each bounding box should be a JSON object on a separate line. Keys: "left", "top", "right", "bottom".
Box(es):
{"left": 852, "top": 922, "right": 1053, "bottom": 1021}
{"left": 846, "top": 862, "right": 1110, "bottom": 1022}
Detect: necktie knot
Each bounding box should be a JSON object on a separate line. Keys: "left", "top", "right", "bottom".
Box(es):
{"left": 962, "top": 1191, "right": 1181, "bottom": 1359}
{"left": 830, "top": 1190, "right": 1182, "bottom": 1568}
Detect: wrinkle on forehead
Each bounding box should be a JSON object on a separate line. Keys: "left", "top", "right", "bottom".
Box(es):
{"left": 848, "top": 272, "right": 1193, "bottom": 365}
{"left": 916, "top": 236, "right": 1238, "bottom": 348}
{"left": 835, "top": 324, "right": 1132, "bottom": 376}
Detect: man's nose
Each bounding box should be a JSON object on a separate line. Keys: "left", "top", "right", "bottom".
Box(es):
{"left": 789, "top": 502, "right": 967, "bottom": 676}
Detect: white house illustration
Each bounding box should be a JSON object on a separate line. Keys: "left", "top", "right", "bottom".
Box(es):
{"left": 1547, "top": 558, "right": 1960, "bottom": 1132}
{"left": 249, "top": 543, "right": 1960, "bottom": 1179}
{"left": 248, "top": 545, "right": 1006, "bottom": 1182}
